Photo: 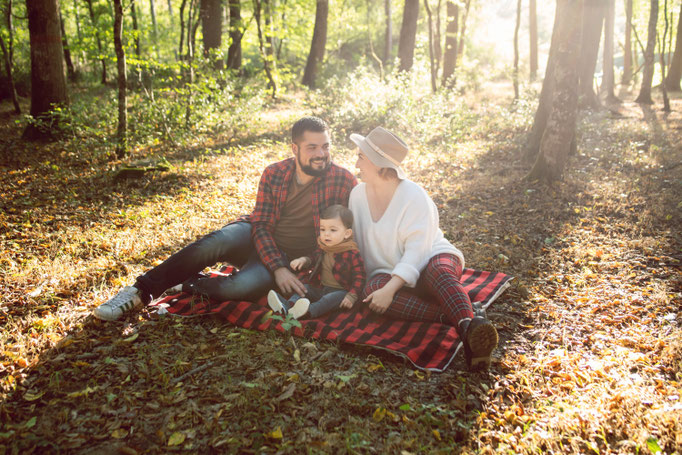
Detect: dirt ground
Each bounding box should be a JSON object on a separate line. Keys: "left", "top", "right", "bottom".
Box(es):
{"left": 0, "top": 92, "right": 681, "bottom": 454}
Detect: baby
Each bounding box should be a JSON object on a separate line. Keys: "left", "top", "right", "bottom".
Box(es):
{"left": 267, "top": 204, "right": 366, "bottom": 319}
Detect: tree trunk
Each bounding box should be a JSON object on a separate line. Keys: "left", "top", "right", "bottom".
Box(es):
{"left": 397, "top": 0, "right": 419, "bottom": 71}
{"left": 227, "top": 0, "right": 242, "bottom": 69}
{"left": 384, "top": 0, "right": 392, "bottom": 63}
{"left": 73, "top": 0, "right": 82, "bottom": 42}
{"left": 457, "top": 0, "right": 471, "bottom": 58}
{"left": 149, "top": 0, "right": 158, "bottom": 37}
{"left": 189, "top": 0, "right": 202, "bottom": 60}
{"left": 131, "top": 0, "right": 141, "bottom": 58}
{"left": 254, "top": 0, "right": 277, "bottom": 93}
{"left": 441, "top": 0, "right": 458, "bottom": 86}
{"left": 167, "top": 0, "right": 173, "bottom": 18}
{"left": 659, "top": 0, "right": 670, "bottom": 111}
{"left": 529, "top": 0, "right": 537, "bottom": 81}
{"left": 577, "top": 0, "right": 605, "bottom": 110}
{"left": 602, "top": 0, "right": 618, "bottom": 102}
{"left": 635, "top": 0, "right": 658, "bottom": 104}
{"left": 302, "top": 0, "right": 328, "bottom": 88}
{"left": 424, "top": 0, "right": 436, "bottom": 92}
{"left": 24, "top": 0, "right": 69, "bottom": 139}
{"left": 179, "top": 0, "right": 187, "bottom": 57}
{"left": 524, "top": 0, "right": 562, "bottom": 161}
{"left": 0, "top": 34, "right": 20, "bottom": 114}
{"left": 85, "top": 0, "right": 107, "bottom": 84}
{"left": 664, "top": 4, "right": 682, "bottom": 91}
{"left": 59, "top": 12, "right": 76, "bottom": 81}
{"left": 434, "top": 0, "right": 441, "bottom": 74}
{"left": 2, "top": 0, "right": 20, "bottom": 113}
{"left": 526, "top": 0, "right": 583, "bottom": 183}
{"left": 113, "top": 0, "right": 127, "bottom": 157}
{"left": 513, "top": 0, "right": 521, "bottom": 100}
{"left": 622, "top": 0, "right": 632, "bottom": 85}
{"left": 200, "top": 0, "right": 223, "bottom": 68}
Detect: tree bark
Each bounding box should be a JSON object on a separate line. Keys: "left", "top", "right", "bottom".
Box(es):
{"left": 441, "top": 0, "right": 458, "bottom": 86}
{"left": 664, "top": 4, "right": 682, "bottom": 91}
{"left": 577, "top": 0, "right": 605, "bottom": 110}
{"left": 635, "top": 0, "right": 658, "bottom": 104}
{"left": 602, "top": 0, "right": 618, "bottom": 102}
{"left": 24, "top": 0, "right": 69, "bottom": 139}
{"left": 513, "top": 0, "right": 521, "bottom": 100}
{"left": 622, "top": 0, "right": 633, "bottom": 85}
{"left": 85, "top": 0, "right": 107, "bottom": 84}
{"left": 302, "top": 0, "right": 328, "bottom": 88}
{"left": 130, "top": 0, "right": 141, "bottom": 58}
{"left": 200, "top": 0, "right": 223, "bottom": 68}
{"left": 179, "top": 0, "right": 187, "bottom": 57}
{"left": 2, "top": 0, "right": 20, "bottom": 113}
{"left": 457, "top": 0, "right": 471, "bottom": 58}
{"left": 255, "top": 0, "right": 277, "bottom": 93}
{"left": 0, "top": 33, "right": 20, "bottom": 114}
{"left": 529, "top": 0, "right": 537, "bottom": 81}
{"left": 113, "top": 0, "right": 127, "bottom": 157}
{"left": 659, "top": 0, "right": 670, "bottom": 111}
{"left": 424, "top": 0, "right": 436, "bottom": 92}
{"left": 384, "top": 0, "right": 392, "bottom": 63}
{"left": 397, "top": 0, "right": 419, "bottom": 71}
{"left": 524, "top": 0, "right": 562, "bottom": 161}
{"left": 149, "top": 0, "right": 158, "bottom": 37}
{"left": 59, "top": 12, "right": 76, "bottom": 82}
{"left": 527, "top": 0, "right": 583, "bottom": 183}
{"left": 227, "top": 0, "right": 242, "bottom": 69}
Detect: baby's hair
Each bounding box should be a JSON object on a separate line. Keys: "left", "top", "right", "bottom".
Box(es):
{"left": 321, "top": 204, "right": 353, "bottom": 229}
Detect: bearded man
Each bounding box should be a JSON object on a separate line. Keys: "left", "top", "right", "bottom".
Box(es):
{"left": 94, "top": 117, "right": 357, "bottom": 321}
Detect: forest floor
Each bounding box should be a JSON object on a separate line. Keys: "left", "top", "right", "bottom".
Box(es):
{"left": 0, "top": 86, "right": 681, "bottom": 454}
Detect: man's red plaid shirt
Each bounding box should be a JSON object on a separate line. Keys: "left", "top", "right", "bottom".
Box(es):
{"left": 239, "top": 158, "right": 357, "bottom": 272}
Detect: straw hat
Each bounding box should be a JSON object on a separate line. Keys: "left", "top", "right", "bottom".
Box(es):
{"left": 350, "top": 127, "right": 408, "bottom": 179}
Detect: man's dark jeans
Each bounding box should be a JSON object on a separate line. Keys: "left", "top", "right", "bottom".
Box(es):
{"left": 135, "top": 222, "right": 275, "bottom": 302}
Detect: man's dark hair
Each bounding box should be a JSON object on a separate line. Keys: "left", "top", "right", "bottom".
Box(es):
{"left": 321, "top": 204, "right": 353, "bottom": 229}
{"left": 292, "top": 116, "right": 329, "bottom": 145}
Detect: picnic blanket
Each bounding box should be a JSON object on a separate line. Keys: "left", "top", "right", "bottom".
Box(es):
{"left": 153, "top": 267, "right": 513, "bottom": 372}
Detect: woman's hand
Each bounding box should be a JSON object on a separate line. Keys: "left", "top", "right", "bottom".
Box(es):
{"left": 364, "top": 287, "right": 395, "bottom": 314}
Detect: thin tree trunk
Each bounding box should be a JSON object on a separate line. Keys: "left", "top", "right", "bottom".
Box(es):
{"left": 73, "top": 0, "right": 82, "bottom": 42}
{"left": 529, "top": 0, "right": 537, "bottom": 81}
{"left": 179, "top": 0, "right": 187, "bottom": 58}
{"left": 301, "top": 0, "right": 327, "bottom": 88}
{"left": 513, "top": 0, "right": 521, "bottom": 100}
{"left": 24, "top": 0, "right": 69, "bottom": 139}
{"left": 602, "top": 0, "right": 618, "bottom": 103}
{"left": 664, "top": 4, "right": 682, "bottom": 91}
{"left": 189, "top": 0, "right": 201, "bottom": 60}
{"left": 441, "top": 0, "right": 458, "bottom": 86}
{"left": 59, "top": 12, "right": 76, "bottom": 81}
{"left": 255, "top": 0, "right": 277, "bottom": 93}
{"left": 577, "top": 0, "right": 606, "bottom": 109}
{"left": 2, "top": 0, "right": 20, "bottom": 113}
{"left": 424, "top": 0, "right": 437, "bottom": 92}
{"left": 622, "top": 0, "right": 633, "bottom": 85}
{"left": 636, "top": 0, "right": 658, "bottom": 104}
{"left": 398, "top": 0, "right": 419, "bottom": 71}
{"left": 384, "top": 0, "right": 392, "bottom": 63}
{"left": 434, "top": 0, "right": 441, "bottom": 75}
{"left": 227, "top": 0, "right": 242, "bottom": 69}
{"left": 168, "top": 0, "right": 173, "bottom": 19}
{"left": 659, "top": 0, "right": 670, "bottom": 111}
{"left": 131, "top": 0, "right": 141, "bottom": 58}
{"left": 113, "top": 0, "right": 127, "bottom": 157}
{"left": 365, "top": 0, "right": 384, "bottom": 77}
{"left": 525, "top": 0, "right": 562, "bottom": 161}
{"left": 526, "top": 0, "right": 583, "bottom": 183}
{"left": 0, "top": 35, "right": 20, "bottom": 113}
{"left": 457, "top": 0, "right": 471, "bottom": 58}
{"left": 149, "top": 0, "right": 158, "bottom": 37}
{"left": 85, "top": 0, "right": 107, "bottom": 84}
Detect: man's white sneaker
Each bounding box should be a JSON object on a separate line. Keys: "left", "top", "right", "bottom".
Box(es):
{"left": 93, "top": 286, "right": 143, "bottom": 321}
{"left": 289, "top": 298, "right": 310, "bottom": 320}
{"left": 267, "top": 290, "right": 287, "bottom": 314}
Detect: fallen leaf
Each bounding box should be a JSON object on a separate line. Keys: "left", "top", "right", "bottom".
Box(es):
{"left": 168, "top": 431, "right": 186, "bottom": 446}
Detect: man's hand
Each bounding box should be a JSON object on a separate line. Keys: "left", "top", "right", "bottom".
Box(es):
{"left": 274, "top": 267, "right": 307, "bottom": 296}
{"left": 290, "top": 257, "right": 309, "bottom": 271}
{"left": 339, "top": 296, "right": 354, "bottom": 309}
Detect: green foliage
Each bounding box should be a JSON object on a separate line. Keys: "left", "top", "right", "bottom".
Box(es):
{"left": 311, "top": 62, "right": 479, "bottom": 150}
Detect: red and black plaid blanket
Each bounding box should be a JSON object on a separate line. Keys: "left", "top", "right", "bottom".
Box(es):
{"left": 153, "top": 267, "right": 513, "bottom": 372}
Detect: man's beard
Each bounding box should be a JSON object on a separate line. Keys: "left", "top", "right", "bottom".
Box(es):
{"left": 298, "top": 155, "right": 330, "bottom": 177}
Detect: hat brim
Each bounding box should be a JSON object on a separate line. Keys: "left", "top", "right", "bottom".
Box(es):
{"left": 350, "top": 133, "right": 406, "bottom": 179}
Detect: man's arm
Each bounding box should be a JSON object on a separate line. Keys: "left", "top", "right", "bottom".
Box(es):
{"left": 250, "top": 163, "right": 289, "bottom": 272}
